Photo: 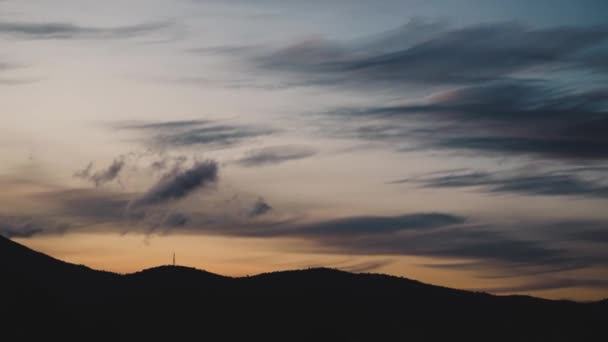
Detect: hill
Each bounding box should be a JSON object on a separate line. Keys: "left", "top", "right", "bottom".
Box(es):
{"left": 0, "top": 235, "right": 605, "bottom": 341}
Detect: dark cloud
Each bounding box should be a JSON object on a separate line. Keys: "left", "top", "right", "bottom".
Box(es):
{"left": 130, "top": 160, "right": 219, "bottom": 207}
{"left": 218, "top": 215, "right": 605, "bottom": 274}
{"left": 74, "top": 159, "right": 125, "bottom": 187}
{"left": 45, "top": 189, "right": 132, "bottom": 223}
{"left": 161, "top": 212, "right": 190, "bottom": 227}
{"left": 396, "top": 168, "right": 608, "bottom": 199}
{"left": 0, "top": 21, "right": 170, "bottom": 40}
{"left": 236, "top": 145, "right": 318, "bottom": 167}
{"left": 315, "top": 226, "right": 566, "bottom": 266}
{"left": 287, "top": 213, "right": 466, "bottom": 238}
{"left": 117, "top": 120, "right": 276, "bottom": 149}
{"left": 331, "top": 81, "right": 608, "bottom": 161}
{"left": 248, "top": 21, "right": 608, "bottom": 163}
{"left": 0, "top": 215, "right": 69, "bottom": 238}
{"left": 568, "top": 229, "right": 608, "bottom": 243}
{"left": 255, "top": 22, "right": 608, "bottom": 87}
{"left": 248, "top": 198, "right": 272, "bottom": 217}
{"left": 155, "top": 125, "right": 274, "bottom": 147}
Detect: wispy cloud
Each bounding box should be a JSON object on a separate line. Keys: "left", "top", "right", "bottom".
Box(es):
{"left": 74, "top": 159, "right": 125, "bottom": 187}
{"left": 236, "top": 145, "right": 317, "bottom": 167}
{"left": 0, "top": 215, "right": 71, "bottom": 238}
{"left": 0, "top": 20, "right": 170, "bottom": 40}
{"left": 394, "top": 168, "right": 608, "bottom": 199}
{"left": 329, "top": 81, "right": 608, "bottom": 161}
{"left": 252, "top": 21, "right": 608, "bottom": 88}
{"left": 117, "top": 119, "right": 276, "bottom": 149}
{"left": 285, "top": 213, "right": 466, "bottom": 237}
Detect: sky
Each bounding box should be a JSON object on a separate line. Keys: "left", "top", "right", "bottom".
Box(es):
{"left": 1, "top": 0, "right": 608, "bottom": 301}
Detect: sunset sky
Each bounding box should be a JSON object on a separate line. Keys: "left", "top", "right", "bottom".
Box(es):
{"left": 2, "top": 0, "right": 608, "bottom": 301}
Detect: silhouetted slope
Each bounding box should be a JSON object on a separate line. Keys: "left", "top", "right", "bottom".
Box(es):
{"left": 0, "top": 234, "right": 103, "bottom": 278}
{"left": 1, "top": 235, "right": 606, "bottom": 341}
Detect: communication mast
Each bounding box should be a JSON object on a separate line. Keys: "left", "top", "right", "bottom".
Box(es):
{"left": 173, "top": 252, "right": 176, "bottom": 266}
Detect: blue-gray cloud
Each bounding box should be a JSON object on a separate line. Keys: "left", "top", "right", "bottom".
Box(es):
{"left": 118, "top": 120, "right": 276, "bottom": 149}
{"left": 254, "top": 22, "right": 608, "bottom": 87}
{"left": 237, "top": 145, "right": 318, "bottom": 167}
{"left": 395, "top": 168, "right": 608, "bottom": 199}
{"left": 0, "top": 21, "right": 170, "bottom": 40}
{"left": 330, "top": 81, "right": 608, "bottom": 161}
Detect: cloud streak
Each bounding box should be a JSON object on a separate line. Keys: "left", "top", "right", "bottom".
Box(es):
{"left": 236, "top": 145, "right": 318, "bottom": 167}
{"left": 330, "top": 81, "right": 608, "bottom": 161}
{"left": 395, "top": 168, "right": 608, "bottom": 199}
{"left": 0, "top": 215, "right": 71, "bottom": 238}
{"left": 0, "top": 21, "right": 170, "bottom": 40}
{"left": 117, "top": 120, "right": 276, "bottom": 149}
{"left": 253, "top": 21, "right": 608, "bottom": 87}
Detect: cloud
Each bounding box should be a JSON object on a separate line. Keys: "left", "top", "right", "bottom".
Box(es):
{"left": 330, "top": 81, "right": 608, "bottom": 161}
{"left": 0, "top": 61, "right": 37, "bottom": 86}
{"left": 117, "top": 120, "right": 276, "bottom": 149}
{"left": 286, "top": 213, "right": 466, "bottom": 238}
{"left": 236, "top": 145, "right": 317, "bottom": 167}
{"left": 0, "top": 21, "right": 170, "bottom": 40}
{"left": 4, "top": 183, "right": 608, "bottom": 277}
{"left": 248, "top": 198, "right": 272, "bottom": 217}
{"left": 253, "top": 21, "right": 608, "bottom": 87}
{"left": 119, "top": 120, "right": 211, "bottom": 130}
{"left": 396, "top": 168, "right": 608, "bottom": 199}
{"left": 149, "top": 155, "right": 188, "bottom": 173}
{"left": 308, "top": 225, "right": 565, "bottom": 265}
{"left": 130, "top": 160, "right": 219, "bottom": 207}
{"left": 162, "top": 212, "right": 190, "bottom": 227}
{"left": 0, "top": 215, "right": 71, "bottom": 238}
{"left": 4, "top": 168, "right": 608, "bottom": 278}
{"left": 74, "top": 159, "right": 125, "bottom": 187}
{"left": 44, "top": 189, "right": 132, "bottom": 223}
{"left": 568, "top": 227, "right": 608, "bottom": 243}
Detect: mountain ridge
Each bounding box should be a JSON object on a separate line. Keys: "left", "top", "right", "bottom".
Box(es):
{"left": 2, "top": 234, "right": 605, "bottom": 303}
{"left": 1, "top": 235, "right": 606, "bottom": 341}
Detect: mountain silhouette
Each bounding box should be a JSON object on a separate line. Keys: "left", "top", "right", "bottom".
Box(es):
{"left": 1, "top": 235, "right": 605, "bottom": 341}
